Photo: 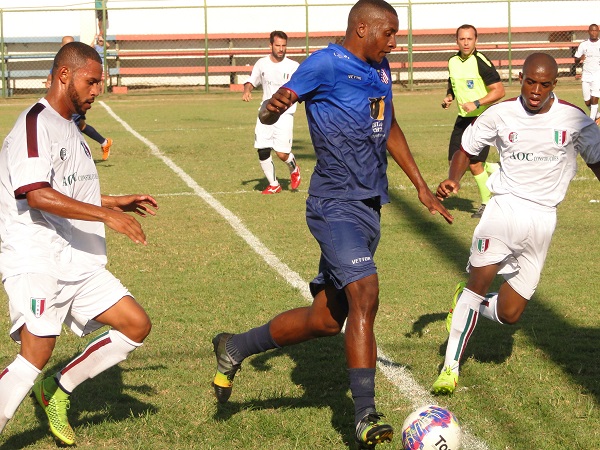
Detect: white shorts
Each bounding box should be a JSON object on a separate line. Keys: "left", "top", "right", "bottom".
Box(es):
{"left": 5, "top": 268, "right": 131, "bottom": 343}
{"left": 254, "top": 113, "right": 294, "bottom": 153}
{"left": 581, "top": 79, "right": 600, "bottom": 101}
{"left": 467, "top": 194, "right": 556, "bottom": 300}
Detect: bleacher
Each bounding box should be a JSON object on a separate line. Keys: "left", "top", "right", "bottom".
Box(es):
{"left": 0, "top": 25, "right": 588, "bottom": 95}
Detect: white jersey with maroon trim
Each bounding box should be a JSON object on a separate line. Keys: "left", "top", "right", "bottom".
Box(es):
{"left": 0, "top": 98, "right": 106, "bottom": 281}
{"left": 248, "top": 55, "right": 300, "bottom": 115}
{"left": 461, "top": 95, "right": 600, "bottom": 207}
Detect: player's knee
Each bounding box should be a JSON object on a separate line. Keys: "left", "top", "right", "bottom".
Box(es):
{"left": 257, "top": 147, "right": 272, "bottom": 161}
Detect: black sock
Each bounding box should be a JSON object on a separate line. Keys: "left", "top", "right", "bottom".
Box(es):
{"left": 228, "top": 322, "right": 280, "bottom": 363}
{"left": 81, "top": 124, "right": 105, "bottom": 145}
{"left": 349, "top": 367, "right": 376, "bottom": 427}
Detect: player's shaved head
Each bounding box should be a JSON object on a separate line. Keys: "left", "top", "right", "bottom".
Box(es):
{"left": 523, "top": 52, "right": 558, "bottom": 79}
{"left": 347, "top": 0, "right": 397, "bottom": 29}
{"left": 52, "top": 41, "right": 102, "bottom": 76}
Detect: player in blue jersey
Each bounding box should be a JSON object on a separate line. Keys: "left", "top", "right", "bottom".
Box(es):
{"left": 211, "top": 1, "right": 453, "bottom": 448}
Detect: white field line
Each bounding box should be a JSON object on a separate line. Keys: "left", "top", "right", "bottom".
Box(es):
{"left": 100, "top": 100, "right": 488, "bottom": 450}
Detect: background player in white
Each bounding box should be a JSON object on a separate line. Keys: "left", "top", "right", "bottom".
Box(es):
{"left": 431, "top": 52, "right": 600, "bottom": 395}
{"left": 243, "top": 30, "right": 301, "bottom": 194}
{"left": 0, "top": 42, "right": 158, "bottom": 445}
{"left": 574, "top": 24, "right": 600, "bottom": 123}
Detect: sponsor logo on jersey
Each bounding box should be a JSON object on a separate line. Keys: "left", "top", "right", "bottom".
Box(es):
{"left": 348, "top": 74, "right": 362, "bottom": 81}
{"left": 60, "top": 147, "right": 68, "bottom": 160}
{"left": 466, "top": 79, "right": 474, "bottom": 89}
{"left": 476, "top": 238, "right": 490, "bottom": 253}
{"left": 369, "top": 96, "right": 386, "bottom": 121}
{"left": 31, "top": 297, "right": 46, "bottom": 318}
{"left": 81, "top": 140, "right": 92, "bottom": 159}
{"left": 553, "top": 129, "right": 567, "bottom": 147}
{"left": 508, "top": 132, "right": 519, "bottom": 143}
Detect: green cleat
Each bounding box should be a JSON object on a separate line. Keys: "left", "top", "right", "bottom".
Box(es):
{"left": 31, "top": 377, "right": 75, "bottom": 446}
{"left": 212, "top": 333, "right": 241, "bottom": 403}
{"left": 355, "top": 411, "right": 394, "bottom": 449}
{"left": 446, "top": 281, "right": 466, "bottom": 333}
{"left": 431, "top": 366, "right": 459, "bottom": 396}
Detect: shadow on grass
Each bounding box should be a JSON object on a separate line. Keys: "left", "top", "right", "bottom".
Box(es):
{"left": 213, "top": 335, "right": 360, "bottom": 448}
{"left": 0, "top": 363, "right": 161, "bottom": 449}
{"left": 388, "top": 188, "right": 600, "bottom": 402}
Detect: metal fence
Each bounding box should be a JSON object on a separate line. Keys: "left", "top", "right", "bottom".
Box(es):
{"left": 0, "top": 1, "right": 592, "bottom": 97}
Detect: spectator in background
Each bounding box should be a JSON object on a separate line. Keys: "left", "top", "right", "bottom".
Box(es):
{"left": 441, "top": 24, "right": 505, "bottom": 218}
{"left": 46, "top": 36, "right": 113, "bottom": 161}
{"left": 96, "top": 0, "right": 109, "bottom": 38}
{"left": 574, "top": 23, "right": 600, "bottom": 124}
{"left": 242, "top": 31, "right": 301, "bottom": 194}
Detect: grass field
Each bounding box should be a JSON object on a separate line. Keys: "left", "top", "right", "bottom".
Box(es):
{"left": 0, "top": 79, "right": 598, "bottom": 449}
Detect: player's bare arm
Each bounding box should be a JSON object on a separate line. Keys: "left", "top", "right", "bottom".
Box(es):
{"left": 258, "top": 88, "right": 297, "bottom": 125}
{"left": 27, "top": 187, "right": 152, "bottom": 245}
{"left": 436, "top": 150, "right": 471, "bottom": 199}
{"left": 387, "top": 110, "right": 454, "bottom": 224}
{"left": 242, "top": 82, "right": 254, "bottom": 102}
{"left": 102, "top": 194, "right": 158, "bottom": 217}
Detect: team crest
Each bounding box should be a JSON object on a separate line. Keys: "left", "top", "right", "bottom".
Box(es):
{"left": 81, "top": 141, "right": 92, "bottom": 159}
{"left": 31, "top": 297, "right": 46, "bottom": 318}
{"left": 60, "top": 147, "right": 68, "bottom": 160}
{"left": 466, "top": 79, "right": 474, "bottom": 89}
{"left": 553, "top": 129, "right": 567, "bottom": 147}
{"left": 508, "top": 132, "right": 519, "bottom": 143}
{"left": 476, "top": 238, "right": 490, "bottom": 253}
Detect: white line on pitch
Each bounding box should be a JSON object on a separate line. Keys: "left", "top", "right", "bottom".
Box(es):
{"left": 100, "top": 100, "right": 488, "bottom": 450}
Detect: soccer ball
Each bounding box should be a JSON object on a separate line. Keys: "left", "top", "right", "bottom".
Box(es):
{"left": 401, "top": 404, "right": 462, "bottom": 450}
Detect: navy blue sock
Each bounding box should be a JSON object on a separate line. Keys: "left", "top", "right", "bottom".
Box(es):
{"left": 81, "top": 124, "right": 105, "bottom": 145}
{"left": 348, "top": 367, "right": 376, "bottom": 427}
{"left": 227, "top": 322, "right": 280, "bottom": 364}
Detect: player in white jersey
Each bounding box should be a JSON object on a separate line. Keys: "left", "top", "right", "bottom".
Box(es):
{"left": 0, "top": 42, "right": 158, "bottom": 445}
{"left": 242, "top": 30, "right": 301, "bottom": 194}
{"left": 574, "top": 24, "right": 600, "bottom": 122}
{"left": 431, "top": 53, "right": 600, "bottom": 395}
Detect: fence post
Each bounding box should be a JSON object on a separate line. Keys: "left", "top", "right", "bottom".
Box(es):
{"left": 407, "top": 1, "right": 414, "bottom": 90}
{"left": 203, "top": 0, "right": 209, "bottom": 93}
{"left": 0, "top": 10, "right": 5, "bottom": 98}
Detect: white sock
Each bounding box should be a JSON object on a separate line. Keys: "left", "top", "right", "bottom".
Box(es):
{"left": 0, "top": 355, "right": 40, "bottom": 433}
{"left": 443, "top": 288, "right": 486, "bottom": 372}
{"left": 590, "top": 104, "right": 598, "bottom": 121}
{"left": 284, "top": 153, "right": 297, "bottom": 173}
{"left": 259, "top": 156, "right": 278, "bottom": 186}
{"left": 56, "top": 329, "right": 141, "bottom": 393}
{"left": 479, "top": 293, "right": 503, "bottom": 323}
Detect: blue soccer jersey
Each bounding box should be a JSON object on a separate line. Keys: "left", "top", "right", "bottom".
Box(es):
{"left": 284, "top": 44, "right": 394, "bottom": 203}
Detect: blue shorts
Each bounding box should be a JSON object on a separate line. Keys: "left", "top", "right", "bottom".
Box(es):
{"left": 306, "top": 196, "right": 381, "bottom": 294}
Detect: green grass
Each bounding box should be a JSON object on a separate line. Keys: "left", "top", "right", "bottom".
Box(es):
{"left": 0, "top": 79, "right": 598, "bottom": 449}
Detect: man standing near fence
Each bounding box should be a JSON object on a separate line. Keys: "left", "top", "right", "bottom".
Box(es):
{"left": 242, "top": 30, "right": 301, "bottom": 194}
{"left": 574, "top": 23, "right": 600, "bottom": 124}
{"left": 441, "top": 24, "right": 505, "bottom": 218}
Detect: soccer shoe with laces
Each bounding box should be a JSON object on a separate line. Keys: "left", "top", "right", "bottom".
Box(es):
{"left": 101, "top": 137, "right": 113, "bottom": 161}
{"left": 212, "top": 333, "right": 241, "bottom": 403}
{"left": 31, "top": 377, "right": 75, "bottom": 445}
{"left": 355, "top": 411, "right": 394, "bottom": 449}
{"left": 290, "top": 166, "right": 301, "bottom": 190}
{"left": 262, "top": 184, "right": 282, "bottom": 195}
{"left": 471, "top": 203, "right": 486, "bottom": 218}
{"left": 431, "top": 365, "right": 459, "bottom": 396}
{"left": 446, "top": 281, "right": 466, "bottom": 333}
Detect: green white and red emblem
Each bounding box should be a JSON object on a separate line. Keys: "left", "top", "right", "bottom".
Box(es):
{"left": 554, "top": 129, "right": 567, "bottom": 147}
{"left": 476, "top": 238, "right": 490, "bottom": 253}
{"left": 31, "top": 297, "right": 46, "bottom": 318}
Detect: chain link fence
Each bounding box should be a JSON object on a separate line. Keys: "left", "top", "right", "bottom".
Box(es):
{"left": 0, "top": 1, "right": 591, "bottom": 97}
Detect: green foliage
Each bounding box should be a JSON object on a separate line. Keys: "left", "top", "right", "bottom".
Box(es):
{"left": 0, "top": 80, "right": 598, "bottom": 449}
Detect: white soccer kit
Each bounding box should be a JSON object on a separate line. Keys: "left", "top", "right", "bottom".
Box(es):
{"left": 0, "top": 99, "right": 126, "bottom": 341}
{"left": 248, "top": 56, "right": 299, "bottom": 151}
{"left": 575, "top": 39, "right": 600, "bottom": 99}
{"left": 461, "top": 95, "right": 600, "bottom": 298}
